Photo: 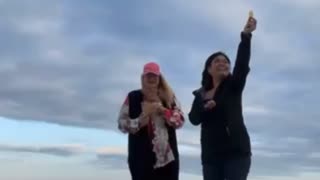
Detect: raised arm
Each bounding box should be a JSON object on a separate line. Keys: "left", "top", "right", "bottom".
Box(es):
{"left": 232, "top": 16, "right": 257, "bottom": 92}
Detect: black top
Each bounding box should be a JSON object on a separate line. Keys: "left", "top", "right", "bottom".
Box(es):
{"left": 188, "top": 32, "right": 252, "bottom": 164}
{"left": 127, "top": 90, "right": 180, "bottom": 169}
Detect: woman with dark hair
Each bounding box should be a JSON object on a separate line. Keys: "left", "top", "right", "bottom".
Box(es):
{"left": 118, "top": 62, "right": 184, "bottom": 180}
{"left": 188, "top": 15, "right": 257, "bottom": 180}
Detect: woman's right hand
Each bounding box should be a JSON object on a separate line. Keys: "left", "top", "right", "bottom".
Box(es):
{"left": 204, "top": 100, "right": 216, "bottom": 110}
{"left": 140, "top": 102, "right": 163, "bottom": 127}
{"left": 142, "top": 102, "right": 159, "bottom": 115}
{"left": 142, "top": 102, "right": 151, "bottom": 115}
{"left": 139, "top": 113, "right": 150, "bottom": 128}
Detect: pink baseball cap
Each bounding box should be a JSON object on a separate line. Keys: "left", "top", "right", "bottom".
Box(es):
{"left": 143, "top": 62, "right": 161, "bottom": 75}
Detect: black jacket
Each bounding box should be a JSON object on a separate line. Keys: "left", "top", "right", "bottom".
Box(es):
{"left": 188, "top": 32, "right": 252, "bottom": 164}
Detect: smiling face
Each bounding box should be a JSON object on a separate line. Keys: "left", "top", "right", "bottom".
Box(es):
{"left": 208, "top": 55, "right": 231, "bottom": 80}
{"left": 142, "top": 73, "right": 160, "bottom": 88}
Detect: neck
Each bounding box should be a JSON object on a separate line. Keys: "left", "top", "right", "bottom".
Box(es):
{"left": 212, "top": 76, "right": 221, "bottom": 89}
{"left": 143, "top": 85, "right": 158, "bottom": 92}
{"left": 142, "top": 86, "right": 159, "bottom": 102}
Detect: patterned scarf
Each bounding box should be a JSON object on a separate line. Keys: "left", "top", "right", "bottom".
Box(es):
{"left": 142, "top": 86, "right": 175, "bottom": 168}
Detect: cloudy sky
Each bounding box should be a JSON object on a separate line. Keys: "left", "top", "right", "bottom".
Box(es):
{"left": 0, "top": 0, "right": 319, "bottom": 179}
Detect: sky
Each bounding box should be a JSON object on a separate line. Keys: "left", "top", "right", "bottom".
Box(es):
{"left": 0, "top": 0, "right": 319, "bottom": 179}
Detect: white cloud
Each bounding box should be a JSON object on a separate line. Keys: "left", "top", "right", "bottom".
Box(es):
{"left": 244, "top": 105, "right": 270, "bottom": 115}
{"left": 14, "top": 18, "right": 63, "bottom": 35}
{"left": 170, "top": 0, "right": 253, "bottom": 34}
{"left": 0, "top": 143, "right": 87, "bottom": 156}
{"left": 280, "top": 0, "right": 320, "bottom": 8}
{"left": 308, "top": 152, "right": 320, "bottom": 159}
{"left": 96, "top": 147, "right": 127, "bottom": 156}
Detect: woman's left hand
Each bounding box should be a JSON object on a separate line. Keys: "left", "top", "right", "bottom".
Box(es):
{"left": 155, "top": 102, "right": 166, "bottom": 114}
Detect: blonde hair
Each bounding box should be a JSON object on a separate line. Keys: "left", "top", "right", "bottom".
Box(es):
{"left": 158, "top": 75, "right": 174, "bottom": 109}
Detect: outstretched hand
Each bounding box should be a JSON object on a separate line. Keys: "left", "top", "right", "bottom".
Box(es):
{"left": 243, "top": 15, "right": 257, "bottom": 34}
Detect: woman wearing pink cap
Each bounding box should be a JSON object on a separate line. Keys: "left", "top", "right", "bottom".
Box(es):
{"left": 118, "top": 62, "right": 184, "bottom": 180}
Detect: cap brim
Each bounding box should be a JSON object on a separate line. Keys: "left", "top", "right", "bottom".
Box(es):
{"left": 143, "top": 71, "right": 160, "bottom": 76}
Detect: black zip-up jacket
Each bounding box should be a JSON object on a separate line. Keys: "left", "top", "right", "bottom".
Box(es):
{"left": 188, "top": 32, "right": 252, "bottom": 164}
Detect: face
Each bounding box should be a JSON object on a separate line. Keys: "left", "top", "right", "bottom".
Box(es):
{"left": 208, "top": 55, "right": 230, "bottom": 79}
{"left": 142, "top": 73, "right": 160, "bottom": 88}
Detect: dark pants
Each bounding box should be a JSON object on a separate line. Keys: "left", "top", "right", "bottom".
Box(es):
{"left": 129, "top": 161, "right": 179, "bottom": 180}
{"left": 203, "top": 156, "right": 251, "bottom": 180}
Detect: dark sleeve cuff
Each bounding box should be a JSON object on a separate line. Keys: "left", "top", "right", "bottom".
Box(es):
{"left": 241, "top": 31, "right": 252, "bottom": 40}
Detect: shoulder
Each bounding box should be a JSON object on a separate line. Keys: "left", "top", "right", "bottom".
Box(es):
{"left": 128, "top": 89, "right": 142, "bottom": 97}
{"left": 192, "top": 87, "right": 204, "bottom": 97}
{"left": 126, "top": 89, "right": 143, "bottom": 102}
{"left": 125, "top": 89, "right": 143, "bottom": 108}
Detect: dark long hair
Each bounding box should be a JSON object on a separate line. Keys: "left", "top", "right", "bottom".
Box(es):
{"left": 201, "top": 51, "right": 231, "bottom": 91}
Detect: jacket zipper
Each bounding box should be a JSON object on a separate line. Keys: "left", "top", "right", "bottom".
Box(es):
{"left": 226, "top": 126, "right": 230, "bottom": 136}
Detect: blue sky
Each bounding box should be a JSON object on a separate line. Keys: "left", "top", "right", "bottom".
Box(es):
{"left": 0, "top": 0, "right": 320, "bottom": 179}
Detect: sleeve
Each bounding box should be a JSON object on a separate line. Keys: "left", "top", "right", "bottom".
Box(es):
{"left": 163, "top": 97, "right": 185, "bottom": 129}
{"left": 232, "top": 32, "right": 252, "bottom": 92}
{"left": 188, "top": 93, "right": 206, "bottom": 126}
{"left": 117, "top": 95, "right": 140, "bottom": 134}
